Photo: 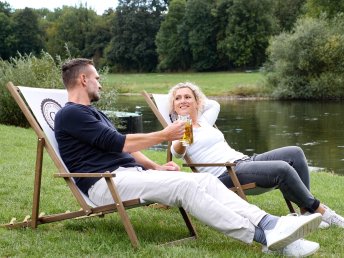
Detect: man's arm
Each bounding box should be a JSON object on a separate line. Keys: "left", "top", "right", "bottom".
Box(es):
{"left": 123, "top": 120, "right": 185, "bottom": 153}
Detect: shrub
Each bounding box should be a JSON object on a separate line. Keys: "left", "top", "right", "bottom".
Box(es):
{"left": 0, "top": 52, "right": 64, "bottom": 127}
{"left": 264, "top": 15, "right": 344, "bottom": 99}
{"left": 0, "top": 52, "right": 114, "bottom": 127}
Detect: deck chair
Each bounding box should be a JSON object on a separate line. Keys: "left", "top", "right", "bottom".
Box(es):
{"left": 142, "top": 90, "right": 295, "bottom": 213}
{"left": 2, "top": 82, "right": 197, "bottom": 248}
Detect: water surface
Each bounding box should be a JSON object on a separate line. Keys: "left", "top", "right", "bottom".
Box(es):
{"left": 115, "top": 95, "right": 344, "bottom": 175}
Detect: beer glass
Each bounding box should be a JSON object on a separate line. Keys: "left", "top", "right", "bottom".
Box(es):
{"left": 178, "top": 115, "right": 193, "bottom": 146}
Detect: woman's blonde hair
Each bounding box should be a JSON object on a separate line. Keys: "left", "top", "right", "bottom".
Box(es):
{"left": 168, "top": 82, "right": 206, "bottom": 119}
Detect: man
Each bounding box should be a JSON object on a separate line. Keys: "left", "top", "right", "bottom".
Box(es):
{"left": 55, "top": 58, "right": 321, "bottom": 256}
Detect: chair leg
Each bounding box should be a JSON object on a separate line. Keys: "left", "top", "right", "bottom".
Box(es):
{"left": 31, "top": 137, "right": 45, "bottom": 229}
{"left": 285, "top": 198, "right": 296, "bottom": 213}
{"left": 226, "top": 166, "right": 247, "bottom": 201}
{"left": 105, "top": 177, "right": 140, "bottom": 248}
{"left": 178, "top": 207, "right": 197, "bottom": 238}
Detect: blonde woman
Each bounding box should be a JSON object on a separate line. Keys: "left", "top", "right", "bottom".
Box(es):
{"left": 169, "top": 82, "right": 344, "bottom": 229}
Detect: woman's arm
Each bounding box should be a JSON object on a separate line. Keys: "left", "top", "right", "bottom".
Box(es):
{"left": 201, "top": 99, "right": 220, "bottom": 125}
{"left": 171, "top": 140, "right": 186, "bottom": 159}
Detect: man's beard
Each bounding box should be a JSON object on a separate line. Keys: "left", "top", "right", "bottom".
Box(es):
{"left": 90, "top": 93, "right": 100, "bottom": 102}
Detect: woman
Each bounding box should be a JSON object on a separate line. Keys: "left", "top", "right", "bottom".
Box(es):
{"left": 168, "top": 82, "right": 344, "bottom": 229}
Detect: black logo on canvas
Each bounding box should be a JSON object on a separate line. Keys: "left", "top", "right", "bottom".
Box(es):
{"left": 41, "top": 98, "right": 62, "bottom": 131}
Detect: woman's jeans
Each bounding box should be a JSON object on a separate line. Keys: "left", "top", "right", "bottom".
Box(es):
{"left": 218, "top": 146, "right": 320, "bottom": 212}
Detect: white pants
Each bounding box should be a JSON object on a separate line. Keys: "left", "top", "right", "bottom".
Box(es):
{"left": 88, "top": 167, "right": 267, "bottom": 244}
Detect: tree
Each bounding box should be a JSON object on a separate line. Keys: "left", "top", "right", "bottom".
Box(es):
{"left": 11, "top": 8, "right": 45, "bottom": 56}
{"left": 0, "top": 11, "right": 13, "bottom": 59}
{"left": 155, "top": 0, "right": 191, "bottom": 71}
{"left": 272, "top": 0, "right": 306, "bottom": 32}
{"left": 0, "top": 1, "right": 12, "bottom": 15}
{"left": 106, "top": 0, "right": 167, "bottom": 72}
{"left": 83, "top": 11, "right": 115, "bottom": 67}
{"left": 45, "top": 5, "right": 99, "bottom": 59}
{"left": 185, "top": 0, "right": 218, "bottom": 71}
{"left": 265, "top": 16, "right": 344, "bottom": 99}
{"left": 306, "top": 0, "right": 344, "bottom": 18}
{"left": 216, "top": 0, "right": 276, "bottom": 69}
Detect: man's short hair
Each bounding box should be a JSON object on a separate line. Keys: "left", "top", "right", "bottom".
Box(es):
{"left": 62, "top": 58, "right": 94, "bottom": 89}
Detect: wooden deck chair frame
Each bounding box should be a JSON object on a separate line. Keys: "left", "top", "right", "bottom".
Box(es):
{"left": 2, "top": 82, "right": 197, "bottom": 248}
{"left": 142, "top": 90, "right": 295, "bottom": 213}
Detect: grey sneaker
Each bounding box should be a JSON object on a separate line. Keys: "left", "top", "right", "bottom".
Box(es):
{"left": 303, "top": 212, "right": 330, "bottom": 229}
{"left": 262, "top": 239, "right": 320, "bottom": 257}
{"left": 322, "top": 206, "right": 344, "bottom": 228}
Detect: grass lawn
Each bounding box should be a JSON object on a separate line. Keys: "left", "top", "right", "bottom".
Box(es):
{"left": 104, "top": 71, "right": 266, "bottom": 96}
{"left": 1, "top": 124, "right": 344, "bottom": 257}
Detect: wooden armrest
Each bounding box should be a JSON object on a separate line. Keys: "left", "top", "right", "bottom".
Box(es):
{"left": 183, "top": 162, "right": 236, "bottom": 168}
{"left": 54, "top": 172, "right": 115, "bottom": 178}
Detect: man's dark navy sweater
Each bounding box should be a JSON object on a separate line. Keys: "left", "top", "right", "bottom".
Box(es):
{"left": 54, "top": 102, "right": 143, "bottom": 194}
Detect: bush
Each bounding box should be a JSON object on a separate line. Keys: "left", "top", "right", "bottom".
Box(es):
{"left": 0, "top": 52, "right": 114, "bottom": 127}
{"left": 0, "top": 52, "right": 64, "bottom": 127}
{"left": 264, "top": 15, "right": 344, "bottom": 99}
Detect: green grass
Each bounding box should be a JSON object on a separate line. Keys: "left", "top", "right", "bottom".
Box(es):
{"left": 1, "top": 124, "right": 344, "bottom": 257}
{"left": 105, "top": 71, "right": 266, "bottom": 96}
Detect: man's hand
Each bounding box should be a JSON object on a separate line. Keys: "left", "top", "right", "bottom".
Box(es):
{"left": 156, "top": 161, "right": 180, "bottom": 171}
{"left": 162, "top": 120, "right": 186, "bottom": 142}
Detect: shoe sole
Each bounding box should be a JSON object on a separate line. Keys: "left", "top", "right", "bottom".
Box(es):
{"left": 268, "top": 214, "right": 322, "bottom": 251}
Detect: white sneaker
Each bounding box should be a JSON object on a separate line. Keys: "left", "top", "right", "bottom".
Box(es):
{"left": 265, "top": 213, "right": 321, "bottom": 251}
{"left": 322, "top": 205, "right": 344, "bottom": 228}
{"left": 262, "top": 239, "right": 320, "bottom": 257}
{"left": 303, "top": 212, "right": 330, "bottom": 229}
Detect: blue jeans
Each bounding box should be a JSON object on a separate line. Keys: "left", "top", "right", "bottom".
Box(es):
{"left": 218, "top": 146, "right": 320, "bottom": 212}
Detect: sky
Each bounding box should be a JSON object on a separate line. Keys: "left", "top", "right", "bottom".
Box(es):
{"left": 5, "top": 0, "right": 119, "bottom": 15}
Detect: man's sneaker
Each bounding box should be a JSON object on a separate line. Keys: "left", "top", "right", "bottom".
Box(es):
{"left": 262, "top": 239, "right": 320, "bottom": 257}
{"left": 303, "top": 212, "right": 330, "bottom": 229}
{"left": 265, "top": 213, "right": 321, "bottom": 251}
{"left": 322, "top": 205, "right": 344, "bottom": 228}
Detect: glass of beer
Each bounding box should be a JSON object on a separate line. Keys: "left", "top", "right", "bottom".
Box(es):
{"left": 178, "top": 115, "right": 193, "bottom": 146}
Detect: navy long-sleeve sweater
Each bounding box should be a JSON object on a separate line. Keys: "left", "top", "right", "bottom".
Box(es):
{"left": 54, "top": 102, "right": 143, "bottom": 194}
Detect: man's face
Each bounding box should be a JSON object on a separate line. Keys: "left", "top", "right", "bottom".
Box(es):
{"left": 85, "top": 65, "right": 102, "bottom": 102}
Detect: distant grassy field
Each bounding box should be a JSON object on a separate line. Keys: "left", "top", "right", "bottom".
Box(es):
{"left": 104, "top": 71, "right": 266, "bottom": 96}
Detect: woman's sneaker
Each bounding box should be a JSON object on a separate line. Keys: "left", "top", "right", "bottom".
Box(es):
{"left": 303, "top": 212, "right": 330, "bottom": 229}
{"left": 322, "top": 205, "right": 344, "bottom": 228}
{"left": 262, "top": 239, "right": 320, "bottom": 257}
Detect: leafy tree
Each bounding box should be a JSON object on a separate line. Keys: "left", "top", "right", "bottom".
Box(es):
{"left": 155, "top": 0, "right": 191, "bottom": 71}
{"left": 11, "top": 8, "right": 45, "bottom": 56}
{"left": 106, "top": 0, "right": 167, "bottom": 72}
{"left": 216, "top": 0, "right": 276, "bottom": 69}
{"left": 272, "top": 0, "right": 306, "bottom": 31}
{"left": 306, "top": 0, "right": 344, "bottom": 18}
{"left": 45, "top": 5, "right": 98, "bottom": 59}
{"left": 265, "top": 16, "right": 344, "bottom": 99}
{"left": 185, "top": 0, "right": 218, "bottom": 71}
{"left": 0, "top": 11, "right": 13, "bottom": 59}
{"left": 0, "top": 1, "right": 11, "bottom": 15}
{"left": 83, "top": 11, "right": 115, "bottom": 67}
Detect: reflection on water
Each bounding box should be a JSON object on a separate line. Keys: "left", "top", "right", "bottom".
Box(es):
{"left": 115, "top": 95, "right": 344, "bottom": 176}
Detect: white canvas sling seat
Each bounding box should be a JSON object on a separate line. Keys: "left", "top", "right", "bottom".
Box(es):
{"left": 2, "top": 82, "right": 197, "bottom": 248}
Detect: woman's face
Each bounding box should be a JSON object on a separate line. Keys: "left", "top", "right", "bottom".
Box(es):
{"left": 173, "top": 87, "right": 198, "bottom": 118}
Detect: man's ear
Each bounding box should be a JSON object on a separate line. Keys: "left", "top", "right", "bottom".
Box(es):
{"left": 80, "top": 73, "right": 87, "bottom": 86}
